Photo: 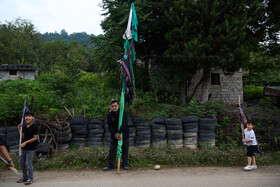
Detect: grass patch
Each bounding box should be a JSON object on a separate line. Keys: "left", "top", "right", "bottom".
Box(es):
{"left": 1, "top": 146, "right": 279, "bottom": 171}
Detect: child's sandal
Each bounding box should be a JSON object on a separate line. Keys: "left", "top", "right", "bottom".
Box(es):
{"left": 25, "top": 179, "right": 34, "bottom": 185}
{"left": 17, "top": 178, "right": 28, "bottom": 183}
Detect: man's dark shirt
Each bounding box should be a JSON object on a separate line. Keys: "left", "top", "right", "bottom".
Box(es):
{"left": 107, "top": 109, "right": 129, "bottom": 141}
{"left": 22, "top": 124, "right": 38, "bottom": 150}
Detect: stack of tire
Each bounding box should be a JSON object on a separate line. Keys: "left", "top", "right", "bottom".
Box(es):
{"left": 87, "top": 119, "right": 104, "bottom": 147}
{"left": 128, "top": 117, "right": 135, "bottom": 147}
{"left": 53, "top": 123, "right": 71, "bottom": 150}
{"left": 103, "top": 119, "right": 111, "bottom": 147}
{"left": 166, "top": 118, "right": 183, "bottom": 148}
{"left": 199, "top": 118, "right": 216, "bottom": 148}
{"left": 182, "top": 116, "right": 199, "bottom": 149}
{"left": 6, "top": 126, "right": 20, "bottom": 154}
{"left": 70, "top": 118, "right": 89, "bottom": 148}
{"left": 36, "top": 143, "right": 53, "bottom": 158}
{"left": 0, "top": 127, "right": 6, "bottom": 144}
{"left": 151, "top": 116, "right": 167, "bottom": 147}
{"left": 134, "top": 118, "right": 151, "bottom": 147}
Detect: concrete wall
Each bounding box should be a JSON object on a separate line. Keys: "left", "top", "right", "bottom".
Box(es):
{"left": 187, "top": 69, "right": 243, "bottom": 104}
{"left": 0, "top": 70, "right": 36, "bottom": 81}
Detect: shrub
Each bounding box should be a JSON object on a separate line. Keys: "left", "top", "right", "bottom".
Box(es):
{"left": 243, "top": 85, "right": 265, "bottom": 101}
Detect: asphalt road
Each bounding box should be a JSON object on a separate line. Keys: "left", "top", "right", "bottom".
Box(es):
{"left": 1, "top": 166, "right": 280, "bottom": 187}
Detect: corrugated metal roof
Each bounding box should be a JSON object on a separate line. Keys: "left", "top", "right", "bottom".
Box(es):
{"left": 0, "top": 64, "right": 37, "bottom": 71}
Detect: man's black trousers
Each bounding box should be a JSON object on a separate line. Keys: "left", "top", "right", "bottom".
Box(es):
{"left": 108, "top": 137, "right": 129, "bottom": 168}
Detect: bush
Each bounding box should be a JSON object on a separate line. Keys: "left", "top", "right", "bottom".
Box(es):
{"left": 243, "top": 85, "right": 265, "bottom": 101}
{"left": 36, "top": 73, "right": 73, "bottom": 96}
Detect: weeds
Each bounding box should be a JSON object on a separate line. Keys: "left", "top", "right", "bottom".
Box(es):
{"left": 1, "top": 145, "right": 278, "bottom": 171}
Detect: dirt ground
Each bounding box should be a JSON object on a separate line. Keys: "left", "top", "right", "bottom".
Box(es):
{"left": 1, "top": 166, "right": 280, "bottom": 187}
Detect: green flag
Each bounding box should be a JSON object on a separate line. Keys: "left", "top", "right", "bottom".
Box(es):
{"left": 117, "top": 3, "right": 138, "bottom": 160}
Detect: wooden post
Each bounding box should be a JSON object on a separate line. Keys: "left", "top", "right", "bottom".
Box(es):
{"left": 117, "top": 158, "right": 121, "bottom": 174}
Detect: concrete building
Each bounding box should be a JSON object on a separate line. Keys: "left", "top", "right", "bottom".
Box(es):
{"left": 0, "top": 64, "right": 37, "bottom": 81}
{"left": 187, "top": 69, "right": 244, "bottom": 104}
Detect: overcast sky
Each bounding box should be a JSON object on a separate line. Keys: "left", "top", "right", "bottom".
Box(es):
{"left": 0, "top": 0, "right": 104, "bottom": 35}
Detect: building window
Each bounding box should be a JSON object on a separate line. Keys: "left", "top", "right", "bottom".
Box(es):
{"left": 211, "top": 73, "right": 220, "bottom": 85}
{"left": 9, "top": 70, "right": 17, "bottom": 76}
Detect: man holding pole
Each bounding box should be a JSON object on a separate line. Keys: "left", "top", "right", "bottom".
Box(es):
{"left": 103, "top": 100, "right": 129, "bottom": 171}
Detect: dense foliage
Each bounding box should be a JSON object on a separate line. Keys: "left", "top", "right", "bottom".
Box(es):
{"left": 0, "top": 72, "right": 226, "bottom": 126}
{"left": 0, "top": 18, "right": 97, "bottom": 74}
{"left": 94, "top": 0, "right": 280, "bottom": 104}
{"left": 40, "top": 29, "right": 99, "bottom": 46}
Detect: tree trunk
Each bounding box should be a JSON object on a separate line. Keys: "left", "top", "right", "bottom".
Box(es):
{"left": 179, "top": 74, "right": 187, "bottom": 105}
{"left": 179, "top": 82, "right": 186, "bottom": 105}
{"left": 200, "top": 69, "right": 210, "bottom": 104}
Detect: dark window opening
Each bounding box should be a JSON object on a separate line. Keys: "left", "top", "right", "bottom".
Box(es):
{"left": 211, "top": 73, "right": 220, "bottom": 85}
{"left": 9, "top": 70, "right": 17, "bottom": 76}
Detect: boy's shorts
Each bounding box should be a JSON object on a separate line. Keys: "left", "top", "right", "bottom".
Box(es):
{"left": 247, "top": 145, "right": 257, "bottom": 157}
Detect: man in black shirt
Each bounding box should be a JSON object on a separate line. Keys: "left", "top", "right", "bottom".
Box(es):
{"left": 17, "top": 111, "right": 38, "bottom": 185}
{"left": 103, "top": 100, "right": 129, "bottom": 171}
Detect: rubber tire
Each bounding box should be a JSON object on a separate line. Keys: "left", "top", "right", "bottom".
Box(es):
{"left": 182, "top": 116, "right": 199, "bottom": 123}
{"left": 89, "top": 118, "right": 103, "bottom": 124}
{"left": 6, "top": 140, "right": 19, "bottom": 147}
{"left": 168, "top": 139, "right": 183, "bottom": 144}
{"left": 166, "top": 124, "right": 183, "bottom": 130}
{"left": 199, "top": 129, "right": 215, "bottom": 133}
{"left": 183, "top": 133, "right": 198, "bottom": 138}
{"left": 167, "top": 134, "right": 182, "bottom": 140}
{"left": 36, "top": 146, "right": 50, "bottom": 154}
{"left": 165, "top": 118, "right": 182, "bottom": 125}
{"left": 129, "top": 127, "right": 136, "bottom": 132}
{"left": 152, "top": 124, "right": 166, "bottom": 130}
{"left": 89, "top": 129, "right": 104, "bottom": 134}
{"left": 88, "top": 137, "right": 103, "bottom": 142}
{"left": 71, "top": 137, "right": 86, "bottom": 142}
{"left": 56, "top": 134, "right": 72, "bottom": 143}
{"left": 88, "top": 133, "right": 103, "bottom": 138}
{"left": 183, "top": 122, "right": 198, "bottom": 129}
{"left": 54, "top": 124, "right": 70, "bottom": 132}
{"left": 71, "top": 124, "right": 87, "bottom": 131}
{"left": 199, "top": 123, "right": 215, "bottom": 130}
{"left": 6, "top": 136, "right": 20, "bottom": 141}
{"left": 54, "top": 129, "right": 71, "bottom": 137}
{"left": 183, "top": 127, "right": 198, "bottom": 133}
{"left": 167, "top": 130, "right": 183, "bottom": 135}
{"left": 133, "top": 118, "right": 149, "bottom": 123}
{"left": 57, "top": 143, "right": 70, "bottom": 150}
{"left": 135, "top": 122, "right": 150, "bottom": 127}
{"left": 136, "top": 133, "right": 151, "bottom": 138}
{"left": 72, "top": 129, "right": 88, "bottom": 135}
{"left": 88, "top": 124, "right": 103, "bottom": 129}
{"left": 6, "top": 126, "right": 18, "bottom": 133}
{"left": 0, "top": 128, "right": 6, "bottom": 134}
{"left": 199, "top": 118, "right": 217, "bottom": 123}
{"left": 152, "top": 116, "right": 165, "bottom": 124}
{"left": 70, "top": 118, "right": 89, "bottom": 125}
{"left": 199, "top": 133, "right": 215, "bottom": 138}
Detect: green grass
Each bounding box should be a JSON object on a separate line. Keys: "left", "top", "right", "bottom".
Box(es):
{"left": 1, "top": 146, "right": 279, "bottom": 171}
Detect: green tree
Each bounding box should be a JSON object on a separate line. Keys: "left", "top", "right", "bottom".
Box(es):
{"left": 40, "top": 40, "right": 69, "bottom": 73}
{"left": 0, "top": 18, "right": 41, "bottom": 65}
{"left": 94, "top": 0, "right": 279, "bottom": 104}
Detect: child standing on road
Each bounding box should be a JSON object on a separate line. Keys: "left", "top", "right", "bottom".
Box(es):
{"left": 17, "top": 111, "right": 38, "bottom": 185}
{"left": 241, "top": 121, "right": 258, "bottom": 171}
